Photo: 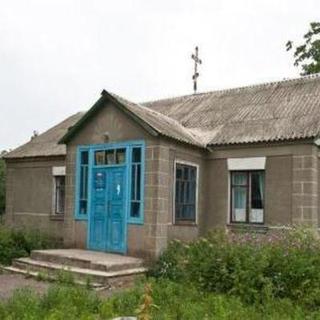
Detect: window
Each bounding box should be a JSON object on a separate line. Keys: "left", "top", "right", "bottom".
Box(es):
{"left": 230, "top": 171, "right": 265, "bottom": 224}
{"left": 94, "top": 149, "right": 126, "bottom": 165}
{"left": 77, "top": 150, "right": 89, "bottom": 218}
{"left": 129, "top": 147, "right": 143, "bottom": 221}
{"left": 54, "top": 176, "right": 65, "bottom": 214}
{"left": 175, "top": 163, "right": 197, "bottom": 223}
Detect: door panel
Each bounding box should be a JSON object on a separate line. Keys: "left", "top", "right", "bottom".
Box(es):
{"left": 90, "top": 170, "right": 108, "bottom": 250}
{"left": 89, "top": 167, "right": 126, "bottom": 253}
{"left": 107, "top": 168, "right": 126, "bottom": 252}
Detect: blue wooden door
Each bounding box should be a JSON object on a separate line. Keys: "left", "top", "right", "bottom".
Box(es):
{"left": 89, "top": 167, "right": 126, "bottom": 253}
{"left": 106, "top": 168, "right": 126, "bottom": 253}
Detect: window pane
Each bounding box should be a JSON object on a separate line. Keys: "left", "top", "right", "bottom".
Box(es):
{"left": 55, "top": 176, "right": 65, "bottom": 214}
{"left": 131, "top": 165, "right": 136, "bottom": 200}
{"left": 136, "top": 164, "right": 141, "bottom": 200}
{"left": 232, "top": 172, "right": 247, "bottom": 185}
{"left": 116, "top": 149, "right": 126, "bottom": 164}
{"left": 95, "top": 151, "right": 105, "bottom": 165}
{"left": 176, "top": 166, "right": 182, "bottom": 179}
{"left": 131, "top": 202, "right": 140, "bottom": 218}
{"left": 81, "top": 151, "right": 89, "bottom": 165}
{"left": 105, "top": 149, "right": 115, "bottom": 165}
{"left": 80, "top": 166, "right": 88, "bottom": 200}
{"left": 250, "top": 172, "right": 264, "bottom": 223}
{"left": 232, "top": 186, "right": 246, "bottom": 222}
{"left": 80, "top": 200, "right": 87, "bottom": 215}
{"left": 132, "top": 147, "right": 141, "bottom": 163}
{"left": 175, "top": 163, "right": 197, "bottom": 222}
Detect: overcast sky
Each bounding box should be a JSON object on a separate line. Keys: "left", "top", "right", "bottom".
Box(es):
{"left": 0, "top": 0, "right": 319, "bottom": 151}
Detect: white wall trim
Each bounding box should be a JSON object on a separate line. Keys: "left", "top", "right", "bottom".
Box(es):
{"left": 227, "top": 157, "right": 266, "bottom": 171}
{"left": 173, "top": 159, "right": 199, "bottom": 225}
{"left": 52, "top": 166, "right": 66, "bottom": 176}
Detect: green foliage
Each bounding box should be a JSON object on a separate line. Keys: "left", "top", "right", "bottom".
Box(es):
{"left": 150, "top": 227, "right": 320, "bottom": 307}
{"left": 0, "top": 226, "right": 59, "bottom": 265}
{"left": 0, "top": 280, "right": 319, "bottom": 319}
{"left": 0, "top": 152, "right": 6, "bottom": 216}
{"left": 287, "top": 22, "right": 320, "bottom": 75}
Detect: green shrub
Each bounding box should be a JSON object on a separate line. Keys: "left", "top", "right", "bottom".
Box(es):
{"left": 0, "top": 226, "right": 59, "bottom": 265}
{"left": 150, "top": 227, "right": 320, "bottom": 307}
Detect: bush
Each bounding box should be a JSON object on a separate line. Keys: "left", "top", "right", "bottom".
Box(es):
{"left": 0, "top": 226, "right": 59, "bottom": 265}
{"left": 150, "top": 227, "right": 320, "bottom": 307}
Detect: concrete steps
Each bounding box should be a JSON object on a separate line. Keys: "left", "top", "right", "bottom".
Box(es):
{"left": 2, "top": 249, "right": 147, "bottom": 289}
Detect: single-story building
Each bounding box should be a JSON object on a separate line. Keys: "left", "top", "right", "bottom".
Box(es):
{"left": 4, "top": 74, "right": 320, "bottom": 258}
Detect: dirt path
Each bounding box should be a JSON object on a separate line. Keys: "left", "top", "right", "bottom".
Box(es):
{"left": 0, "top": 274, "right": 50, "bottom": 300}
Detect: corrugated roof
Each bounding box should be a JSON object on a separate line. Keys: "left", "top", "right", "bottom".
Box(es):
{"left": 6, "top": 74, "right": 320, "bottom": 159}
{"left": 143, "top": 74, "right": 320, "bottom": 145}
{"left": 4, "top": 112, "right": 84, "bottom": 159}
{"left": 108, "top": 92, "right": 205, "bottom": 147}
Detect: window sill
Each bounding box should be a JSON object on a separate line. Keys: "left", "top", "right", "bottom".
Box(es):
{"left": 227, "top": 223, "right": 268, "bottom": 233}
{"left": 173, "top": 221, "right": 197, "bottom": 227}
{"left": 50, "top": 214, "right": 64, "bottom": 221}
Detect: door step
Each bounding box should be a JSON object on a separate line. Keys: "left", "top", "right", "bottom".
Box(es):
{"left": 3, "top": 249, "right": 147, "bottom": 289}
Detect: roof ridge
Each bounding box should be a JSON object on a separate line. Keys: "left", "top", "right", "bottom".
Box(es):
{"left": 142, "top": 73, "right": 320, "bottom": 106}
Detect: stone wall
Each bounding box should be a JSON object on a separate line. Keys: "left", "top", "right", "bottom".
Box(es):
{"left": 292, "top": 146, "right": 318, "bottom": 226}
{"left": 4, "top": 157, "right": 65, "bottom": 240}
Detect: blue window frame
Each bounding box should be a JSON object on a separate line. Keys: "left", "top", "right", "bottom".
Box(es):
{"left": 75, "top": 140, "right": 145, "bottom": 224}
{"left": 127, "top": 144, "right": 145, "bottom": 224}
{"left": 75, "top": 148, "right": 90, "bottom": 220}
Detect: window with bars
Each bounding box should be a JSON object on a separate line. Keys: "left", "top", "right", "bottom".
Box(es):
{"left": 54, "top": 176, "right": 65, "bottom": 214}
{"left": 230, "top": 171, "right": 265, "bottom": 224}
{"left": 175, "top": 163, "right": 197, "bottom": 223}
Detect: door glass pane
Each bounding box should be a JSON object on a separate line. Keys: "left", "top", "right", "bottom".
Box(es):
{"left": 232, "top": 186, "right": 246, "bottom": 222}
{"left": 250, "top": 172, "right": 264, "bottom": 223}
{"left": 116, "top": 149, "right": 126, "bottom": 164}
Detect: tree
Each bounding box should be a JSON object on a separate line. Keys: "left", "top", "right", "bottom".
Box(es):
{"left": 286, "top": 22, "right": 320, "bottom": 75}
{"left": 0, "top": 151, "right": 7, "bottom": 215}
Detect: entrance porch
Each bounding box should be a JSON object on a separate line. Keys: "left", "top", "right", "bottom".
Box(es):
{"left": 3, "top": 249, "right": 146, "bottom": 289}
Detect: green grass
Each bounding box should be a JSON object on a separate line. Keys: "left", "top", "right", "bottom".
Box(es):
{"left": 0, "top": 279, "right": 319, "bottom": 320}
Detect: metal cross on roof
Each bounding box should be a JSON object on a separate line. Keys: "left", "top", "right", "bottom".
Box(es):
{"left": 191, "top": 46, "right": 202, "bottom": 94}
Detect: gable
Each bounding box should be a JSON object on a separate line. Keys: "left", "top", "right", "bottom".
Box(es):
{"left": 60, "top": 90, "right": 204, "bottom": 148}
{"left": 67, "top": 100, "right": 155, "bottom": 146}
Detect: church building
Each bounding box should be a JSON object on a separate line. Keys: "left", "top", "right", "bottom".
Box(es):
{"left": 4, "top": 74, "right": 320, "bottom": 258}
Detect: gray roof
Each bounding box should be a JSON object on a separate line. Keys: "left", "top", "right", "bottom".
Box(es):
{"left": 6, "top": 74, "right": 320, "bottom": 159}
{"left": 144, "top": 74, "right": 320, "bottom": 145}
{"left": 108, "top": 92, "right": 204, "bottom": 147}
{"left": 4, "top": 112, "right": 84, "bottom": 159}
